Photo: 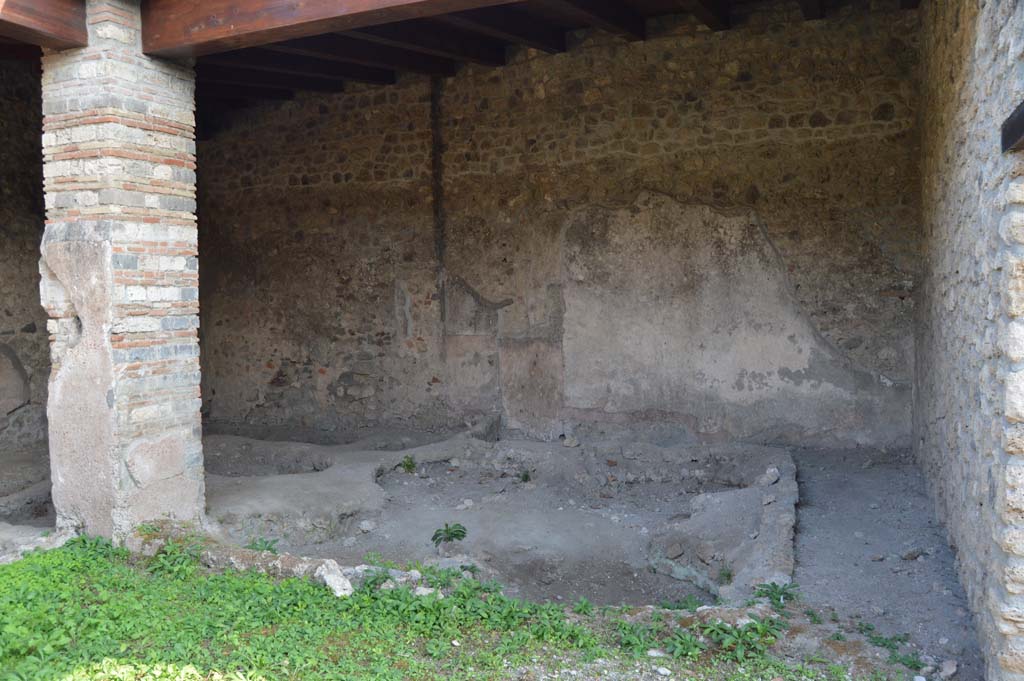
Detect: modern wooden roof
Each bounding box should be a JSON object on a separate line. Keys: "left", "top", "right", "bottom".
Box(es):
{"left": 1, "top": 0, "right": 921, "bottom": 109}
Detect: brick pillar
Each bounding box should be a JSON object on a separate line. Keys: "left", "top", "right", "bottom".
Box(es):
{"left": 39, "top": 0, "right": 203, "bottom": 539}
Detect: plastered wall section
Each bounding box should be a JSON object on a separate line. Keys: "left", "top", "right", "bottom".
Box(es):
{"left": 198, "top": 1, "right": 920, "bottom": 449}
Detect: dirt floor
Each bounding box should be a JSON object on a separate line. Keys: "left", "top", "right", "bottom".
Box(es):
{"left": 204, "top": 434, "right": 797, "bottom": 607}
{"left": 792, "top": 448, "right": 984, "bottom": 680}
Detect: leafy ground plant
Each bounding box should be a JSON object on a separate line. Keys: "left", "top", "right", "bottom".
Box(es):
{"left": 701, "top": 616, "right": 785, "bottom": 663}
{"left": 754, "top": 582, "right": 800, "bottom": 610}
{"left": 0, "top": 536, "right": 599, "bottom": 680}
{"left": 244, "top": 537, "right": 279, "bottom": 554}
{"left": 666, "top": 629, "right": 707, "bottom": 660}
{"left": 147, "top": 537, "right": 202, "bottom": 579}
{"left": 0, "top": 537, "right": 891, "bottom": 680}
{"left": 431, "top": 522, "right": 467, "bottom": 548}
{"left": 572, "top": 597, "right": 594, "bottom": 616}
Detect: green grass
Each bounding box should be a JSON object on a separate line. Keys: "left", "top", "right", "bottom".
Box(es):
{"left": 0, "top": 537, "right": 893, "bottom": 680}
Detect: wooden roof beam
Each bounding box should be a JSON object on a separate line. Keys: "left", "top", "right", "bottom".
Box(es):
{"left": 264, "top": 34, "right": 458, "bottom": 76}
{"left": 345, "top": 21, "right": 507, "bottom": 66}
{"left": 142, "top": 0, "right": 521, "bottom": 58}
{"left": 435, "top": 7, "right": 567, "bottom": 53}
{"left": 0, "top": 40, "right": 41, "bottom": 60}
{"left": 197, "top": 83, "right": 295, "bottom": 101}
{"left": 203, "top": 48, "right": 396, "bottom": 85}
{"left": 196, "top": 63, "right": 346, "bottom": 93}
{"left": 0, "top": 0, "right": 86, "bottom": 49}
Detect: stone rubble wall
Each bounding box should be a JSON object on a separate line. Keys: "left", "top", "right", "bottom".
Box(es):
{"left": 39, "top": 0, "right": 203, "bottom": 538}
{"left": 0, "top": 61, "right": 48, "bottom": 451}
{"left": 915, "top": 1, "right": 1024, "bottom": 678}
{"left": 198, "top": 0, "right": 921, "bottom": 449}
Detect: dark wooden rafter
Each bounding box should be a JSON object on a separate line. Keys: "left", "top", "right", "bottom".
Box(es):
{"left": 685, "top": 0, "right": 729, "bottom": 30}
{"left": 797, "top": 0, "right": 824, "bottom": 20}
{"left": 0, "top": 38, "right": 41, "bottom": 60}
{"left": 0, "top": 0, "right": 86, "bottom": 49}
{"left": 435, "top": 6, "right": 567, "bottom": 53}
{"left": 142, "top": 0, "right": 522, "bottom": 57}
{"left": 203, "top": 48, "right": 396, "bottom": 85}
{"left": 263, "top": 34, "right": 458, "bottom": 75}
{"left": 197, "top": 83, "right": 295, "bottom": 101}
{"left": 1003, "top": 98, "right": 1024, "bottom": 154}
{"left": 346, "top": 21, "right": 507, "bottom": 66}
{"left": 196, "top": 63, "right": 345, "bottom": 92}
{"left": 899, "top": 0, "right": 920, "bottom": 8}
{"left": 543, "top": 0, "right": 646, "bottom": 40}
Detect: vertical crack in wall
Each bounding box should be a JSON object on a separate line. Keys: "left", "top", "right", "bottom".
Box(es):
{"left": 430, "top": 76, "right": 448, "bottom": 338}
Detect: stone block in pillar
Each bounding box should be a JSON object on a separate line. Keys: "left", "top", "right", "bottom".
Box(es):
{"left": 39, "top": 0, "right": 203, "bottom": 540}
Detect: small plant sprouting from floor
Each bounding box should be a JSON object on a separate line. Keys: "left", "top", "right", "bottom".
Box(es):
{"left": 134, "top": 523, "right": 160, "bottom": 540}
{"left": 244, "top": 536, "right": 279, "bottom": 554}
{"left": 666, "top": 629, "right": 706, "bottom": 660}
{"left": 572, "top": 597, "right": 594, "bottom": 616}
{"left": 658, "top": 595, "right": 702, "bottom": 612}
{"left": 754, "top": 582, "right": 800, "bottom": 610}
{"left": 829, "top": 631, "right": 846, "bottom": 641}
{"left": 804, "top": 608, "right": 823, "bottom": 624}
{"left": 360, "top": 551, "right": 399, "bottom": 569}
{"left": 431, "top": 522, "right": 468, "bottom": 548}
{"left": 889, "top": 651, "right": 924, "bottom": 671}
{"left": 147, "top": 538, "right": 201, "bottom": 579}
{"left": 701, "top": 616, "right": 785, "bottom": 663}
{"left": 519, "top": 470, "right": 531, "bottom": 483}
{"left": 717, "top": 566, "right": 734, "bottom": 585}
{"left": 400, "top": 455, "right": 416, "bottom": 474}
{"left": 857, "top": 624, "right": 909, "bottom": 653}
{"left": 616, "top": 621, "right": 661, "bottom": 656}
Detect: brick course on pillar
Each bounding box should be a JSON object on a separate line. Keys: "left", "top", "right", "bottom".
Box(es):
{"left": 39, "top": 0, "right": 203, "bottom": 539}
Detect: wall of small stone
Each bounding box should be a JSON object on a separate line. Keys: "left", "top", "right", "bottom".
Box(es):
{"left": 198, "top": 0, "right": 921, "bottom": 448}
{"left": 0, "top": 59, "right": 48, "bottom": 452}
{"left": 915, "top": 1, "right": 1024, "bottom": 677}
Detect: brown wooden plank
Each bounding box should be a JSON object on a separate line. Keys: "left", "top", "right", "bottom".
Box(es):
{"left": 264, "top": 34, "right": 458, "bottom": 76}
{"left": 346, "top": 21, "right": 507, "bottom": 66}
{"left": 542, "top": 0, "right": 646, "bottom": 40}
{"left": 0, "top": 0, "right": 86, "bottom": 49}
{"left": 797, "top": 0, "right": 824, "bottom": 19}
{"left": 899, "top": 0, "right": 920, "bottom": 8}
{"left": 142, "top": 0, "right": 523, "bottom": 58}
{"left": 436, "top": 6, "right": 566, "bottom": 53}
{"left": 204, "top": 48, "right": 396, "bottom": 85}
{"left": 196, "top": 62, "right": 346, "bottom": 92}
